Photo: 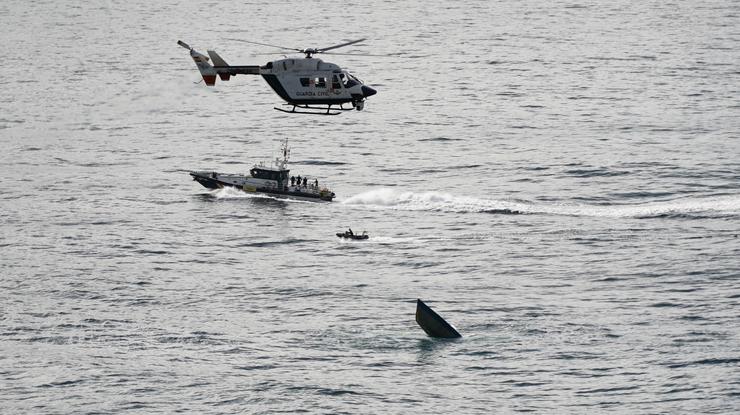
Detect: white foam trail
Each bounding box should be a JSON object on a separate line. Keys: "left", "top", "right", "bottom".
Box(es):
{"left": 210, "top": 187, "right": 254, "bottom": 199}
{"left": 209, "top": 187, "right": 274, "bottom": 200}
{"left": 360, "top": 236, "right": 420, "bottom": 244}
{"left": 342, "top": 188, "right": 526, "bottom": 214}
{"left": 366, "top": 236, "right": 418, "bottom": 244}
{"left": 536, "top": 194, "right": 740, "bottom": 218}
{"left": 342, "top": 188, "right": 740, "bottom": 218}
{"left": 208, "top": 187, "right": 318, "bottom": 205}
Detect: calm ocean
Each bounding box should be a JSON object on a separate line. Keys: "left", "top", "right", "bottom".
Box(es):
{"left": 2, "top": 0, "right": 739, "bottom": 413}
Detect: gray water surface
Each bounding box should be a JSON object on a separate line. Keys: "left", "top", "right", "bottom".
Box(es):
{"left": 2, "top": 1, "right": 739, "bottom": 413}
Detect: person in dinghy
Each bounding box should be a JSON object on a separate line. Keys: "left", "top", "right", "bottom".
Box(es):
{"left": 336, "top": 228, "right": 369, "bottom": 240}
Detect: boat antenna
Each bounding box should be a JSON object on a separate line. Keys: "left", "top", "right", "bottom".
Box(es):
{"left": 279, "top": 137, "right": 290, "bottom": 169}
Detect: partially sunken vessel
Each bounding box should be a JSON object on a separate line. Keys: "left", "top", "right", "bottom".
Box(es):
{"left": 415, "top": 299, "right": 462, "bottom": 338}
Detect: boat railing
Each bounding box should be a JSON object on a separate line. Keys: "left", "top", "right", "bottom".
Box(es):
{"left": 290, "top": 175, "right": 329, "bottom": 192}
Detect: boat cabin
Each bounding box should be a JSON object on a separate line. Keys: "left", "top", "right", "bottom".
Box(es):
{"left": 250, "top": 167, "right": 289, "bottom": 182}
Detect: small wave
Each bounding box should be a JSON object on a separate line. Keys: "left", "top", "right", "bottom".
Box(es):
{"left": 237, "top": 239, "right": 312, "bottom": 248}
{"left": 294, "top": 160, "right": 347, "bottom": 166}
{"left": 563, "top": 167, "right": 629, "bottom": 178}
{"left": 666, "top": 357, "right": 740, "bottom": 369}
{"left": 342, "top": 188, "right": 740, "bottom": 218}
{"left": 418, "top": 136, "right": 462, "bottom": 142}
{"left": 650, "top": 302, "right": 683, "bottom": 308}
{"left": 39, "top": 379, "right": 85, "bottom": 388}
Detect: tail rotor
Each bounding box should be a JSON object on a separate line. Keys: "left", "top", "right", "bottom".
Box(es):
{"left": 178, "top": 40, "right": 217, "bottom": 85}
{"left": 177, "top": 40, "right": 192, "bottom": 50}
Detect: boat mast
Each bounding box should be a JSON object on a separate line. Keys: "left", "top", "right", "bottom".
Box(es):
{"left": 276, "top": 137, "right": 290, "bottom": 170}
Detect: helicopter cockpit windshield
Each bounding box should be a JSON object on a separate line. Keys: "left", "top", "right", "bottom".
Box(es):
{"left": 337, "top": 72, "right": 361, "bottom": 88}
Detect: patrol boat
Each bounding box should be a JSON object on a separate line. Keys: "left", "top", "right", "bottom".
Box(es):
{"left": 189, "top": 139, "right": 335, "bottom": 202}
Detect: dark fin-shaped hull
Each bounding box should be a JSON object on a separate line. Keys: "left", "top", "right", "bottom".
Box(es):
{"left": 415, "top": 299, "right": 461, "bottom": 338}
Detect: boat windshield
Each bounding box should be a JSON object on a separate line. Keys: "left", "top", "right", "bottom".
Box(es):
{"left": 251, "top": 168, "right": 287, "bottom": 181}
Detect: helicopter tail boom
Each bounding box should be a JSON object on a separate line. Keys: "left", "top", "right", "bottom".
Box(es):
{"left": 179, "top": 40, "right": 260, "bottom": 86}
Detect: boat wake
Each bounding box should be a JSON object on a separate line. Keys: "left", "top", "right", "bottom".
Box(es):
{"left": 336, "top": 235, "right": 419, "bottom": 244}
{"left": 341, "top": 188, "right": 524, "bottom": 215}
{"left": 209, "top": 187, "right": 270, "bottom": 199}
{"left": 342, "top": 188, "right": 740, "bottom": 219}
{"left": 206, "top": 187, "right": 315, "bottom": 205}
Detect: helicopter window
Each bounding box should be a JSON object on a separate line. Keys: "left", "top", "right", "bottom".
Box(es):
{"left": 300, "top": 78, "right": 310, "bottom": 87}
{"left": 344, "top": 73, "right": 359, "bottom": 88}
{"left": 314, "top": 77, "right": 326, "bottom": 88}
{"left": 332, "top": 75, "right": 341, "bottom": 89}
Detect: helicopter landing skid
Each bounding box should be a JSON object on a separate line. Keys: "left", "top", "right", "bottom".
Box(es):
{"left": 274, "top": 104, "right": 355, "bottom": 116}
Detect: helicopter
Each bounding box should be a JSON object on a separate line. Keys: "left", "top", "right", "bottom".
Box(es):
{"left": 177, "top": 38, "right": 377, "bottom": 115}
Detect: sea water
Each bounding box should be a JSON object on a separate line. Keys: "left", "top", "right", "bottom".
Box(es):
{"left": 1, "top": 1, "right": 739, "bottom": 413}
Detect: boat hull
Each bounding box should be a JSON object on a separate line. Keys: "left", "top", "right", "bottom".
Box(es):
{"left": 336, "top": 233, "right": 369, "bottom": 240}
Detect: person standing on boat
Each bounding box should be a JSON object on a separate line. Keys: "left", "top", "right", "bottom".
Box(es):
{"left": 314, "top": 178, "right": 318, "bottom": 189}
{"left": 296, "top": 175, "right": 302, "bottom": 187}
{"left": 291, "top": 176, "right": 295, "bottom": 186}
{"left": 303, "top": 177, "right": 308, "bottom": 187}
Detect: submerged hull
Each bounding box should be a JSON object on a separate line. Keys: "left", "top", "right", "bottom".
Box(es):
{"left": 190, "top": 171, "right": 334, "bottom": 202}
{"left": 415, "top": 299, "right": 462, "bottom": 338}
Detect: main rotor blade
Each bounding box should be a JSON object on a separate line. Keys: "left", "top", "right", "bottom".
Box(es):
{"left": 224, "top": 38, "right": 301, "bottom": 52}
{"left": 177, "top": 40, "right": 191, "bottom": 50}
{"left": 321, "top": 51, "right": 402, "bottom": 57}
{"left": 316, "top": 38, "right": 366, "bottom": 53}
